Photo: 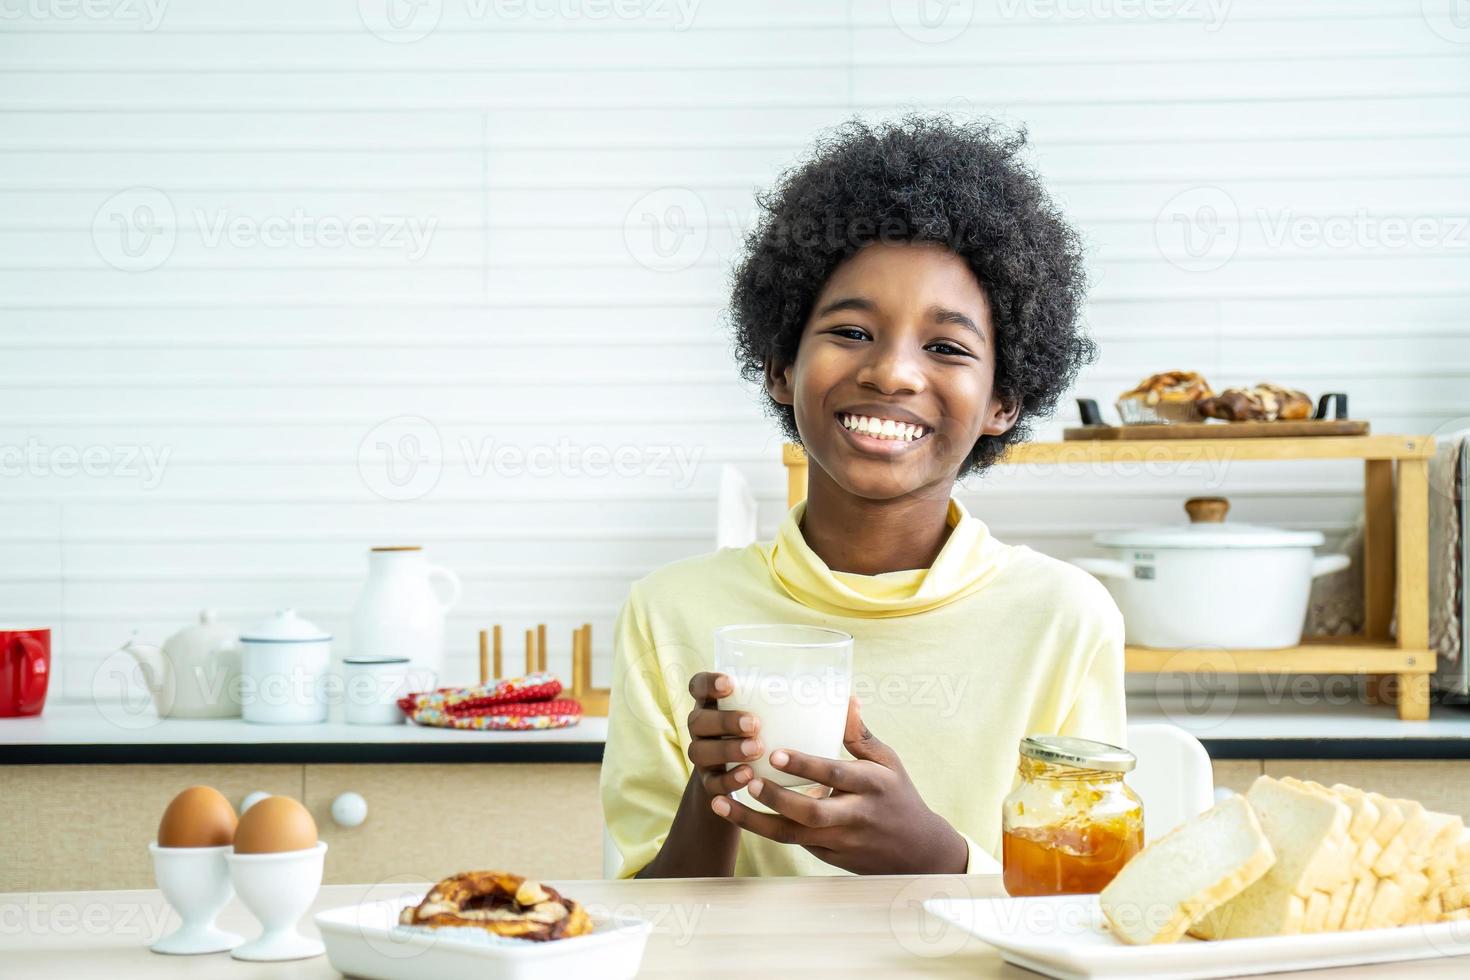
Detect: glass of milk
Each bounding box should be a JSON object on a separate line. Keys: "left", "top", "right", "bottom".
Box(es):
{"left": 714, "top": 625, "right": 853, "bottom": 811}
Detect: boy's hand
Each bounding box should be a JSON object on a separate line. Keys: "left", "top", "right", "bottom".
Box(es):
{"left": 708, "top": 697, "right": 969, "bottom": 876}
{"left": 685, "top": 671, "right": 763, "bottom": 799}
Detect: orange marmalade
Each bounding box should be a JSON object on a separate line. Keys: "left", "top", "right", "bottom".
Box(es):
{"left": 1001, "top": 736, "right": 1144, "bottom": 897}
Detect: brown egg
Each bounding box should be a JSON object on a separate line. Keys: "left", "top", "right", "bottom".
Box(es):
{"left": 232, "top": 795, "right": 318, "bottom": 854}
{"left": 157, "top": 785, "right": 238, "bottom": 848}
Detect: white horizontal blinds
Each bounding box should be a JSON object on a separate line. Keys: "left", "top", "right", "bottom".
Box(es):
{"left": 1, "top": 1, "right": 1464, "bottom": 697}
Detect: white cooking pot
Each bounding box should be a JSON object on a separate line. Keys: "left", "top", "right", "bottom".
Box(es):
{"left": 1071, "top": 497, "right": 1351, "bottom": 650}
{"left": 239, "top": 609, "right": 332, "bottom": 725}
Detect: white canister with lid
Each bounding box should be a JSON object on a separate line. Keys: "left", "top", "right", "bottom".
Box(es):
{"left": 239, "top": 609, "right": 333, "bottom": 725}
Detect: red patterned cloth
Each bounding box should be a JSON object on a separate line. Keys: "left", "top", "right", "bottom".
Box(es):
{"left": 397, "top": 672, "right": 582, "bottom": 731}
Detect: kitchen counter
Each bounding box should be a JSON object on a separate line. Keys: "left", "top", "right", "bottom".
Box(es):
{"left": 3, "top": 874, "right": 1466, "bottom": 979}
{"left": 4, "top": 696, "right": 1470, "bottom": 764}
{"left": 0, "top": 700, "right": 606, "bottom": 764}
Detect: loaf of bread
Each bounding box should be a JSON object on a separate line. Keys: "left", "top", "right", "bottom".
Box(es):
{"left": 1196, "top": 384, "right": 1312, "bottom": 422}
{"left": 1116, "top": 371, "right": 1214, "bottom": 424}
{"left": 1099, "top": 775, "right": 1469, "bottom": 944}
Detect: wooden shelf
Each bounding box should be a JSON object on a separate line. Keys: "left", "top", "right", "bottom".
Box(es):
{"left": 784, "top": 436, "right": 1433, "bottom": 467}
{"left": 781, "top": 435, "right": 1436, "bottom": 720}
{"left": 1004, "top": 435, "right": 1433, "bottom": 464}
{"left": 1125, "top": 643, "right": 1435, "bottom": 675}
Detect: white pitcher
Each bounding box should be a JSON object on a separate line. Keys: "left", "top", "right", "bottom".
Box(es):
{"left": 349, "top": 547, "right": 462, "bottom": 684}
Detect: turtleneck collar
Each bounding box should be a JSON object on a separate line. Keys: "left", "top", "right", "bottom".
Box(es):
{"left": 761, "top": 497, "right": 1013, "bottom": 619}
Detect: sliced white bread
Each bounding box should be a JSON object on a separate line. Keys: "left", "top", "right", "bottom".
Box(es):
{"left": 1100, "top": 793, "right": 1275, "bottom": 945}
{"left": 1324, "top": 879, "right": 1355, "bottom": 931}
{"left": 1307, "top": 782, "right": 1380, "bottom": 932}
{"left": 1302, "top": 890, "right": 1332, "bottom": 933}
{"left": 1344, "top": 793, "right": 1409, "bottom": 931}
{"left": 1406, "top": 812, "right": 1464, "bottom": 924}
{"left": 1188, "top": 776, "right": 1351, "bottom": 940}
{"left": 1331, "top": 784, "right": 1387, "bottom": 882}
{"left": 1374, "top": 799, "right": 1433, "bottom": 878}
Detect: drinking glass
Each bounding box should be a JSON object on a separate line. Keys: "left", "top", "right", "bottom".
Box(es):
{"left": 713, "top": 624, "right": 853, "bottom": 809}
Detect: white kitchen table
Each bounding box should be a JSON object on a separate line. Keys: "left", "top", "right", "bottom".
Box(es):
{"left": 3, "top": 874, "right": 1469, "bottom": 978}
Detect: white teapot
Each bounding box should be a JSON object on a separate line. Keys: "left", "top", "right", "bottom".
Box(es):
{"left": 120, "top": 610, "right": 242, "bottom": 718}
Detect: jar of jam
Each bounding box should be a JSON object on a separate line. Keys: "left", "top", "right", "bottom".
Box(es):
{"left": 1001, "top": 734, "right": 1143, "bottom": 897}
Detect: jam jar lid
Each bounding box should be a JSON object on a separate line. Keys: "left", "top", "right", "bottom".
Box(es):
{"left": 1019, "top": 734, "right": 1136, "bottom": 773}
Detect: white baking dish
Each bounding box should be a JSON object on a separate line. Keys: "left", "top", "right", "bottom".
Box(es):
{"left": 1071, "top": 499, "right": 1349, "bottom": 649}
{"left": 314, "top": 896, "right": 651, "bottom": 980}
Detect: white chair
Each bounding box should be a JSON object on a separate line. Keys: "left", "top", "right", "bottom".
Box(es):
{"left": 599, "top": 722, "right": 1216, "bottom": 878}
{"left": 1125, "top": 722, "right": 1216, "bottom": 844}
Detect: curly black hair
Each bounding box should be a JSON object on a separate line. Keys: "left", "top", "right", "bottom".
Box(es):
{"left": 728, "top": 114, "right": 1094, "bottom": 477}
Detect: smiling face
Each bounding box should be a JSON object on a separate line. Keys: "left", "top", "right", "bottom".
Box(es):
{"left": 766, "top": 242, "right": 1019, "bottom": 500}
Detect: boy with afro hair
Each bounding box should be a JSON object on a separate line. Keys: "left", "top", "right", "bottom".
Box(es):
{"left": 601, "top": 115, "right": 1124, "bottom": 878}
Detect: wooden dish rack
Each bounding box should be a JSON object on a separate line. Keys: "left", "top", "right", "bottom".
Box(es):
{"left": 476, "top": 623, "right": 610, "bottom": 716}
{"left": 782, "top": 434, "right": 1437, "bottom": 720}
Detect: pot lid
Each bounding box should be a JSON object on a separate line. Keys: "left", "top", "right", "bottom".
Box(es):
{"left": 1097, "top": 522, "right": 1325, "bottom": 550}
{"left": 240, "top": 608, "right": 332, "bottom": 643}
{"left": 1096, "top": 495, "right": 1324, "bottom": 550}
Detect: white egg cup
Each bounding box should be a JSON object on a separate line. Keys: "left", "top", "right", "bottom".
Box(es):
{"left": 148, "top": 842, "right": 243, "bottom": 955}
{"left": 226, "top": 841, "right": 328, "bottom": 961}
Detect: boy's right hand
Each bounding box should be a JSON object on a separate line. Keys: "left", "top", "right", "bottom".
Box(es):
{"left": 686, "top": 672, "right": 763, "bottom": 798}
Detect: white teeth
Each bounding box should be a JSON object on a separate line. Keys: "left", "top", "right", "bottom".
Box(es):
{"left": 838, "top": 413, "right": 927, "bottom": 442}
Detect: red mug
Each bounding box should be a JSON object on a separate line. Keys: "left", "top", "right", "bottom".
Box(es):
{"left": 0, "top": 627, "right": 50, "bottom": 717}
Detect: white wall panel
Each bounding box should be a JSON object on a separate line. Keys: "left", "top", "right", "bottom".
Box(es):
{"left": 2, "top": 0, "right": 1465, "bottom": 698}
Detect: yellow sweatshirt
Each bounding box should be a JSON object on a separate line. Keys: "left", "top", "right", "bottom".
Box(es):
{"left": 599, "top": 497, "right": 1126, "bottom": 878}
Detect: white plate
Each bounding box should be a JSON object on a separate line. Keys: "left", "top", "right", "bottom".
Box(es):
{"left": 924, "top": 893, "right": 1470, "bottom": 980}
{"left": 314, "top": 897, "right": 652, "bottom": 980}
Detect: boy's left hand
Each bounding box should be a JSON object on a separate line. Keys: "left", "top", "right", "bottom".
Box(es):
{"left": 709, "top": 697, "right": 969, "bottom": 875}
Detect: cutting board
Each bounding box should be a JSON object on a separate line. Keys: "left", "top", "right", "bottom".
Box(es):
{"left": 1064, "top": 418, "right": 1369, "bottom": 440}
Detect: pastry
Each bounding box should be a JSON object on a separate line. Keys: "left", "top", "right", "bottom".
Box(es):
{"left": 1115, "top": 371, "right": 1213, "bottom": 424}
{"left": 398, "top": 870, "right": 593, "bottom": 941}
{"left": 1197, "top": 384, "right": 1312, "bottom": 422}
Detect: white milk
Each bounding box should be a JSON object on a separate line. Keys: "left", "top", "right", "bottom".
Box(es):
{"left": 720, "top": 668, "right": 851, "bottom": 787}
